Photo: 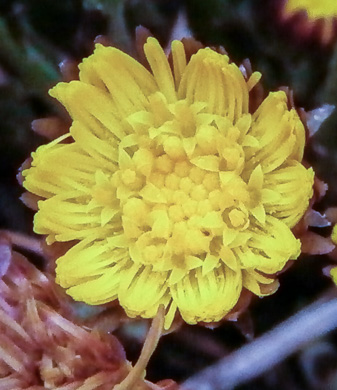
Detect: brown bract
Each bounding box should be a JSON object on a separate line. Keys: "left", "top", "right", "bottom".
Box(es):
{"left": 293, "top": 176, "right": 334, "bottom": 256}
{"left": 0, "top": 236, "right": 178, "bottom": 389}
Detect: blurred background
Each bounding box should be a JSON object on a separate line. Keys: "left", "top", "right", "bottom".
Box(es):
{"left": 2, "top": 0, "right": 337, "bottom": 389}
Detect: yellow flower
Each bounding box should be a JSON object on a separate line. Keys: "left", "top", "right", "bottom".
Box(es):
{"left": 282, "top": 0, "right": 337, "bottom": 44}
{"left": 284, "top": 0, "right": 337, "bottom": 20}
{"left": 331, "top": 268, "right": 337, "bottom": 286}
{"left": 330, "top": 226, "right": 337, "bottom": 284}
{"left": 22, "top": 37, "right": 314, "bottom": 329}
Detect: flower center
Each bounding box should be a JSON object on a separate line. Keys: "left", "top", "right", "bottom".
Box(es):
{"left": 119, "top": 155, "right": 248, "bottom": 268}
{"left": 103, "top": 98, "right": 254, "bottom": 273}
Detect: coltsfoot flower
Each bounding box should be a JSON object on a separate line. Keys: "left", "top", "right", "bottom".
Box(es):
{"left": 329, "top": 225, "right": 337, "bottom": 284}
{"left": 22, "top": 37, "right": 314, "bottom": 329}
{"left": 282, "top": 0, "right": 337, "bottom": 44}
{"left": 285, "top": 0, "right": 337, "bottom": 19}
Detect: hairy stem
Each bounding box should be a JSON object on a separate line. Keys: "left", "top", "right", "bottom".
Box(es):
{"left": 115, "top": 305, "right": 165, "bottom": 390}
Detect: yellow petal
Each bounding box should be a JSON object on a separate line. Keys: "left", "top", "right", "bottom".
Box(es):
{"left": 118, "top": 265, "right": 170, "bottom": 318}
{"left": 171, "top": 266, "right": 242, "bottom": 324}
{"left": 242, "top": 269, "right": 279, "bottom": 296}
{"left": 70, "top": 121, "right": 118, "bottom": 164}
{"left": 168, "top": 267, "right": 187, "bottom": 285}
{"left": 219, "top": 246, "right": 238, "bottom": 271}
{"left": 250, "top": 203, "right": 266, "bottom": 225}
{"left": 178, "top": 48, "right": 249, "bottom": 121}
{"left": 144, "top": 37, "right": 177, "bottom": 103}
{"left": 56, "top": 240, "right": 128, "bottom": 304}
{"left": 190, "top": 155, "right": 219, "bottom": 172}
{"left": 264, "top": 164, "right": 314, "bottom": 227}
{"left": 150, "top": 209, "right": 171, "bottom": 238}
{"left": 140, "top": 183, "right": 167, "bottom": 204}
{"left": 247, "top": 92, "right": 306, "bottom": 173}
{"left": 202, "top": 254, "right": 220, "bottom": 276}
{"left": 65, "top": 265, "right": 121, "bottom": 305}
{"left": 245, "top": 215, "right": 301, "bottom": 274}
{"left": 248, "top": 164, "right": 264, "bottom": 190}
{"left": 50, "top": 81, "right": 127, "bottom": 141}
{"left": 108, "top": 234, "right": 130, "bottom": 248}
{"left": 79, "top": 43, "right": 157, "bottom": 116}
{"left": 171, "top": 40, "right": 187, "bottom": 88}
{"left": 330, "top": 267, "right": 337, "bottom": 285}
{"left": 23, "top": 142, "right": 97, "bottom": 198}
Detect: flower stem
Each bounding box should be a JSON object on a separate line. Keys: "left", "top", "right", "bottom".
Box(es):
{"left": 115, "top": 305, "right": 165, "bottom": 390}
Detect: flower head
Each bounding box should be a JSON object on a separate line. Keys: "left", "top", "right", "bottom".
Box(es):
{"left": 282, "top": 0, "right": 337, "bottom": 43}
{"left": 329, "top": 225, "right": 337, "bottom": 283}
{"left": 22, "top": 37, "right": 314, "bottom": 329}
{"left": 285, "top": 0, "right": 337, "bottom": 20}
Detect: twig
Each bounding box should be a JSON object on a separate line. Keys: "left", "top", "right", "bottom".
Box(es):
{"left": 182, "top": 291, "right": 337, "bottom": 390}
